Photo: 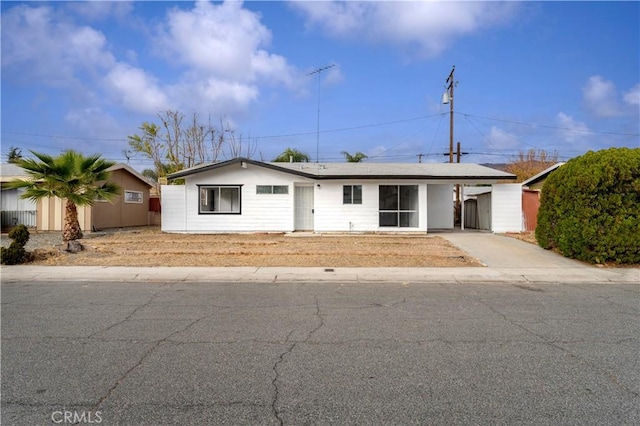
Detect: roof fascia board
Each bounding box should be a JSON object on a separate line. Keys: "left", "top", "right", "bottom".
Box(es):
{"left": 521, "top": 162, "right": 565, "bottom": 187}
{"left": 313, "top": 175, "right": 516, "bottom": 181}
{"left": 108, "top": 163, "right": 154, "bottom": 188}
{"left": 168, "top": 157, "right": 318, "bottom": 180}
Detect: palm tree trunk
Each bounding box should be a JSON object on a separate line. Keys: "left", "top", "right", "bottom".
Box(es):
{"left": 62, "top": 199, "right": 83, "bottom": 242}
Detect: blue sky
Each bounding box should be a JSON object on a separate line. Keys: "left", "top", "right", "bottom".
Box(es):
{"left": 2, "top": 1, "right": 639, "bottom": 172}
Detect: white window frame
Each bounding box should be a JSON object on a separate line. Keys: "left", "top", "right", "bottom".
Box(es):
{"left": 343, "top": 185, "right": 362, "bottom": 205}
{"left": 256, "top": 185, "right": 289, "bottom": 194}
{"left": 124, "top": 190, "right": 143, "bottom": 204}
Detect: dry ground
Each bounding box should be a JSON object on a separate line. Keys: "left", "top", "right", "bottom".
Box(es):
{"left": 26, "top": 227, "right": 483, "bottom": 268}
{"left": 505, "top": 231, "right": 537, "bottom": 245}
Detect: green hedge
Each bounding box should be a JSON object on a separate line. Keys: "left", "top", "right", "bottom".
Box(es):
{"left": 536, "top": 147, "right": 640, "bottom": 264}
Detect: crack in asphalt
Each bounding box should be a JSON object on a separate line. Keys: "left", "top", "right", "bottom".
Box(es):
{"left": 85, "top": 284, "right": 171, "bottom": 339}
{"left": 457, "top": 285, "right": 640, "bottom": 399}
{"left": 271, "top": 297, "right": 324, "bottom": 426}
{"left": 89, "top": 292, "right": 216, "bottom": 412}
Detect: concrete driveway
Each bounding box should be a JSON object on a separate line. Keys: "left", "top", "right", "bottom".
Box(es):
{"left": 440, "top": 232, "right": 586, "bottom": 268}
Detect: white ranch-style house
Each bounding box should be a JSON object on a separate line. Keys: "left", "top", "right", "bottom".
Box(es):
{"left": 161, "top": 158, "right": 522, "bottom": 234}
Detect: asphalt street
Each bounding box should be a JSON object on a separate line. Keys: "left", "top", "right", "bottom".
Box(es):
{"left": 1, "top": 279, "right": 639, "bottom": 425}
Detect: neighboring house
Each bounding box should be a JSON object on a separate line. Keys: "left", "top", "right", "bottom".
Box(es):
{"left": 0, "top": 163, "right": 155, "bottom": 232}
{"left": 0, "top": 163, "right": 37, "bottom": 230}
{"left": 162, "top": 157, "right": 522, "bottom": 234}
{"left": 521, "top": 162, "right": 565, "bottom": 231}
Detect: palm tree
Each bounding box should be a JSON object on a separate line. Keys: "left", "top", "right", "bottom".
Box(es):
{"left": 7, "top": 150, "right": 120, "bottom": 242}
{"left": 272, "top": 147, "right": 311, "bottom": 162}
{"left": 7, "top": 146, "right": 23, "bottom": 163}
{"left": 341, "top": 151, "right": 368, "bottom": 162}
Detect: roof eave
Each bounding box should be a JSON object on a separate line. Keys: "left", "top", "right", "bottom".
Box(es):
{"left": 167, "top": 157, "right": 319, "bottom": 180}
{"left": 167, "top": 158, "right": 517, "bottom": 181}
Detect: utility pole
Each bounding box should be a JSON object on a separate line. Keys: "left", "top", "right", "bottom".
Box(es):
{"left": 442, "top": 65, "right": 456, "bottom": 163}
{"left": 307, "top": 64, "right": 335, "bottom": 163}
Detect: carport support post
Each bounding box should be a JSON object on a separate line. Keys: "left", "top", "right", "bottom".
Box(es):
{"left": 460, "top": 185, "right": 465, "bottom": 230}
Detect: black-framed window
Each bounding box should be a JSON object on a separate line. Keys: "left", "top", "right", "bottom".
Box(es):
{"left": 256, "top": 185, "right": 289, "bottom": 194}
{"left": 379, "top": 185, "right": 419, "bottom": 227}
{"left": 199, "top": 185, "right": 242, "bottom": 214}
{"left": 343, "top": 185, "right": 362, "bottom": 204}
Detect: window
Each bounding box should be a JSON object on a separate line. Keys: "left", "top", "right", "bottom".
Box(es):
{"left": 379, "top": 185, "right": 419, "bottom": 227}
{"left": 199, "top": 185, "right": 241, "bottom": 214}
{"left": 343, "top": 185, "right": 362, "bottom": 204}
{"left": 124, "top": 190, "right": 143, "bottom": 204}
{"left": 256, "top": 185, "right": 289, "bottom": 194}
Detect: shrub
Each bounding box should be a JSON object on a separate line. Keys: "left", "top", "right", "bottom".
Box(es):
{"left": 536, "top": 147, "right": 640, "bottom": 264}
{"left": 1, "top": 224, "right": 30, "bottom": 265}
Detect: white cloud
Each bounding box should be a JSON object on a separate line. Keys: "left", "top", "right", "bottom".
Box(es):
{"left": 290, "top": 1, "right": 519, "bottom": 57}
{"left": 64, "top": 107, "right": 121, "bottom": 139}
{"left": 67, "top": 1, "right": 133, "bottom": 21}
{"left": 556, "top": 112, "right": 590, "bottom": 144}
{"left": 582, "top": 76, "right": 619, "bottom": 118}
{"left": 487, "top": 126, "right": 520, "bottom": 150}
{"left": 159, "top": 1, "right": 298, "bottom": 85}
{"left": 104, "top": 63, "right": 170, "bottom": 114}
{"left": 152, "top": 0, "right": 303, "bottom": 117}
{"left": 623, "top": 83, "right": 640, "bottom": 106}
{"left": 582, "top": 76, "right": 640, "bottom": 119}
{"left": 166, "top": 77, "right": 259, "bottom": 118}
{"left": 1, "top": 4, "right": 115, "bottom": 86}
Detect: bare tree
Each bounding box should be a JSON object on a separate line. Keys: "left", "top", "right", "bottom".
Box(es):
{"left": 128, "top": 110, "right": 236, "bottom": 181}
{"left": 224, "top": 123, "right": 257, "bottom": 159}
{"left": 505, "top": 149, "right": 560, "bottom": 182}
{"left": 158, "top": 110, "right": 184, "bottom": 173}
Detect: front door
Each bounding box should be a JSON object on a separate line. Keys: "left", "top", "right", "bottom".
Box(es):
{"left": 294, "top": 185, "right": 314, "bottom": 231}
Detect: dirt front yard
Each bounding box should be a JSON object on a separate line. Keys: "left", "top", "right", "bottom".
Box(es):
{"left": 25, "top": 227, "right": 483, "bottom": 268}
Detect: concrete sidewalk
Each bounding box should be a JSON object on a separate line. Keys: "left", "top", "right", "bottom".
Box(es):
{"left": 1, "top": 264, "right": 637, "bottom": 283}
{"left": 1, "top": 233, "right": 637, "bottom": 284}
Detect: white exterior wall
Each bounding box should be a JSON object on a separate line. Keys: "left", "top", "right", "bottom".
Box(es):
{"left": 163, "top": 163, "right": 313, "bottom": 232}
{"left": 491, "top": 183, "right": 523, "bottom": 233}
{"left": 1, "top": 188, "right": 36, "bottom": 211}
{"left": 160, "top": 160, "right": 514, "bottom": 234}
{"left": 161, "top": 185, "right": 187, "bottom": 231}
{"left": 314, "top": 180, "right": 427, "bottom": 232}
{"left": 427, "top": 184, "right": 454, "bottom": 229}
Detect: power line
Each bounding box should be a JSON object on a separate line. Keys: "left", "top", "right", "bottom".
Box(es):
{"left": 0, "top": 130, "right": 126, "bottom": 142}
{"left": 460, "top": 112, "right": 640, "bottom": 137}
{"left": 3, "top": 111, "right": 632, "bottom": 145}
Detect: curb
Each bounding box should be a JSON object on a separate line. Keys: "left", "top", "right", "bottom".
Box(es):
{"left": 1, "top": 265, "right": 637, "bottom": 284}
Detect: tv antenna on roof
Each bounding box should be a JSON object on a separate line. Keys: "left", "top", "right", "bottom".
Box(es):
{"left": 307, "top": 64, "right": 335, "bottom": 163}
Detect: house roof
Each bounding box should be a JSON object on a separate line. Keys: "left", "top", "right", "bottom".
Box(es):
{"left": 0, "top": 163, "right": 28, "bottom": 182}
{"left": 521, "top": 162, "right": 565, "bottom": 187}
{"left": 1, "top": 162, "right": 154, "bottom": 188}
{"left": 106, "top": 163, "right": 155, "bottom": 188}
{"left": 168, "top": 157, "right": 517, "bottom": 181}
